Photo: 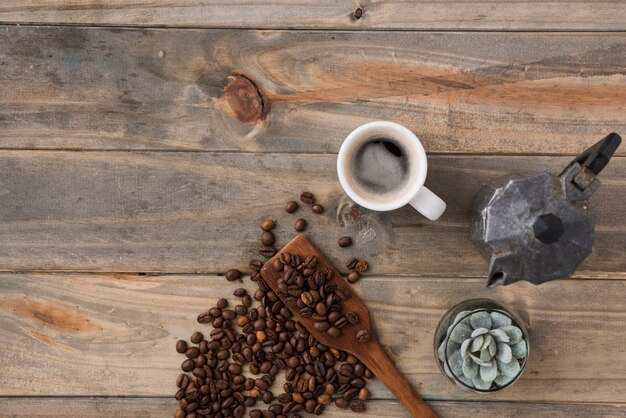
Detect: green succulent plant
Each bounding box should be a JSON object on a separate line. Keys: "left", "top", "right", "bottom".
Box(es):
{"left": 438, "top": 309, "right": 528, "bottom": 391}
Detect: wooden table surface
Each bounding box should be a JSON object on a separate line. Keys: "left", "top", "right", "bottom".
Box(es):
{"left": 1, "top": 2, "right": 625, "bottom": 417}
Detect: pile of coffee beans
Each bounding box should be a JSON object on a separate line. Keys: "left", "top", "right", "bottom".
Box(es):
{"left": 175, "top": 191, "right": 372, "bottom": 418}
{"left": 272, "top": 253, "right": 361, "bottom": 340}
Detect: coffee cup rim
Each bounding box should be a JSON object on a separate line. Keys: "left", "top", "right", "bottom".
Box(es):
{"left": 337, "top": 121, "right": 428, "bottom": 211}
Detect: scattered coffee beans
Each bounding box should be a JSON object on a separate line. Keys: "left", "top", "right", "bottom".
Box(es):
{"left": 261, "top": 231, "right": 275, "bottom": 246}
{"left": 346, "top": 257, "right": 358, "bottom": 270}
{"left": 175, "top": 191, "right": 374, "bottom": 417}
{"left": 260, "top": 220, "right": 275, "bottom": 231}
{"left": 259, "top": 246, "right": 277, "bottom": 258}
{"left": 347, "top": 271, "right": 360, "bottom": 284}
{"left": 356, "top": 329, "right": 371, "bottom": 343}
{"left": 338, "top": 236, "right": 353, "bottom": 248}
{"left": 355, "top": 260, "right": 369, "bottom": 272}
{"left": 285, "top": 201, "right": 299, "bottom": 213}
{"left": 300, "top": 191, "right": 315, "bottom": 204}
{"left": 225, "top": 268, "right": 242, "bottom": 282}
{"left": 294, "top": 218, "right": 307, "bottom": 232}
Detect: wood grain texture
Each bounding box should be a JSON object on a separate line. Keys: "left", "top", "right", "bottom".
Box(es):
{"left": 0, "top": 273, "right": 624, "bottom": 403}
{"left": 2, "top": 26, "right": 626, "bottom": 154}
{"left": 0, "top": 151, "right": 623, "bottom": 277}
{"left": 1, "top": 1, "right": 625, "bottom": 31}
{"left": 0, "top": 398, "right": 624, "bottom": 418}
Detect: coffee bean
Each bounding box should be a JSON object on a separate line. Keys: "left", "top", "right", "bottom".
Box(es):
{"left": 303, "top": 255, "right": 317, "bottom": 269}
{"left": 355, "top": 260, "right": 369, "bottom": 272}
{"left": 217, "top": 298, "right": 228, "bottom": 309}
{"left": 249, "top": 259, "right": 263, "bottom": 272}
{"left": 190, "top": 332, "right": 203, "bottom": 344}
{"left": 335, "top": 397, "right": 349, "bottom": 408}
{"left": 176, "top": 340, "right": 188, "bottom": 354}
{"left": 346, "top": 257, "right": 358, "bottom": 270}
{"left": 335, "top": 317, "right": 348, "bottom": 329}
{"left": 338, "top": 236, "right": 353, "bottom": 247}
{"left": 335, "top": 287, "right": 350, "bottom": 300}
{"left": 186, "top": 347, "right": 200, "bottom": 359}
{"left": 300, "top": 292, "right": 314, "bottom": 306}
{"left": 261, "top": 231, "right": 275, "bottom": 246}
{"left": 351, "top": 400, "right": 366, "bottom": 412}
{"left": 222, "top": 309, "right": 236, "bottom": 320}
{"left": 176, "top": 373, "right": 190, "bottom": 389}
{"left": 260, "top": 220, "right": 276, "bottom": 231}
{"left": 285, "top": 201, "right": 299, "bottom": 213}
{"left": 174, "top": 409, "right": 185, "bottom": 418}
{"left": 344, "top": 387, "right": 360, "bottom": 401}
{"left": 327, "top": 327, "right": 341, "bottom": 337}
{"left": 358, "top": 387, "right": 369, "bottom": 400}
{"left": 294, "top": 219, "right": 307, "bottom": 232}
{"left": 300, "top": 191, "right": 315, "bottom": 204}
{"left": 346, "top": 311, "right": 359, "bottom": 324}
{"left": 228, "top": 363, "right": 242, "bottom": 374}
{"left": 313, "top": 321, "right": 330, "bottom": 332}
{"left": 347, "top": 271, "right": 360, "bottom": 283}
{"left": 249, "top": 410, "right": 262, "bottom": 418}
{"left": 272, "top": 258, "right": 284, "bottom": 272}
{"left": 181, "top": 359, "right": 195, "bottom": 372}
{"left": 196, "top": 311, "right": 211, "bottom": 323}
{"left": 225, "top": 269, "right": 242, "bottom": 281}
{"left": 311, "top": 204, "right": 324, "bottom": 214}
{"left": 234, "top": 405, "right": 245, "bottom": 418}
{"left": 259, "top": 246, "right": 277, "bottom": 258}
{"left": 356, "top": 329, "right": 371, "bottom": 343}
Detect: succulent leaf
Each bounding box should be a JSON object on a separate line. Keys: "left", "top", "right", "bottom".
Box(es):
{"left": 449, "top": 349, "right": 464, "bottom": 377}
{"left": 480, "top": 334, "right": 494, "bottom": 351}
{"left": 463, "top": 355, "right": 478, "bottom": 379}
{"left": 471, "top": 375, "right": 493, "bottom": 390}
{"left": 511, "top": 340, "right": 527, "bottom": 359}
{"left": 489, "top": 328, "right": 510, "bottom": 343}
{"left": 497, "top": 358, "right": 521, "bottom": 378}
{"left": 470, "top": 335, "right": 484, "bottom": 352}
{"left": 490, "top": 311, "right": 512, "bottom": 328}
{"left": 494, "top": 372, "right": 516, "bottom": 387}
{"left": 446, "top": 341, "right": 461, "bottom": 358}
{"left": 437, "top": 341, "right": 446, "bottom": 361}
{"left": 468, "top": 352, "right": 493, "bottom": 367}
{"left": 470, "top": 311, "right": 492, "bottom": 330}
{"left": 453, "top": 310, "right": 471, "bottom": 325}
{"left": 488, "top": 339, "right": 497, "bottom": 357}
{"left": 480, "top": 363, "right": 497, "bottom": 382}
{"left": 471, "top": 327, "right": 489, "bottom": 338}
{"left": 461, "top": 339, "right": 471, "bottom": 358}
{"left": 480, "top": 348, "right": 492, "bottom": 362}
{"left": 449, "top": 323, "right": 472, "bottom": 343}
{"left": 500, "top": 325, "right": 523, "bottom": 344}
{"left": 497, "top": 342, "right": 513, "bottom": 363}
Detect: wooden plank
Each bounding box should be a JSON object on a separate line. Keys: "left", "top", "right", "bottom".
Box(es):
{"left": 0, "top": 151, "right": 624, "bottom": 277}
{"left": 2, "top": 26, "right": 626, "bottom": 154}
{"left": 0, "top": 398, "right": 623, "bottom": 418}
{"left": 0, "top": 273, "right": 624, "bottom": 402}
{"left": 1, "top": 1, "right": 625, "bottom": 31}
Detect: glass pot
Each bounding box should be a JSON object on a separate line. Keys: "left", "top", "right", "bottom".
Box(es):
{"left": 433, "top": 299, "right": 529, "bottom": 393}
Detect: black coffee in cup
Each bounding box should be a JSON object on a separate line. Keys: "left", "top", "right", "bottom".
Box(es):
{"left": 353, "top": 138, "right": 410, "bottom": 196}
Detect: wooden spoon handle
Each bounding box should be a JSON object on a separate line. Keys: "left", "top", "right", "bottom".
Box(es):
{"left": 359, "top": 341, "right": 438, "bottom": 418}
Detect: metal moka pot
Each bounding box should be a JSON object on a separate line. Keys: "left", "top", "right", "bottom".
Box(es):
{"left": 469, "top": 133, "right": 621, "bottom": 287}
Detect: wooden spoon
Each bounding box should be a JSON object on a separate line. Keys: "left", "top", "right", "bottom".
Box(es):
{"left": 261, "top": 235, "right": 438, "bottom": 418}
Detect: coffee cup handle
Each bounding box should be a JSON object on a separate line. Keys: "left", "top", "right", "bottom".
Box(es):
{"left": 409, "top": 186, "right": 446, "bottom": 221}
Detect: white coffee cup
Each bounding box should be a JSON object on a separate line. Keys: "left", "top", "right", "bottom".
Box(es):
{"left": 337, "top": 121, "right": 446, "bottom": 220}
